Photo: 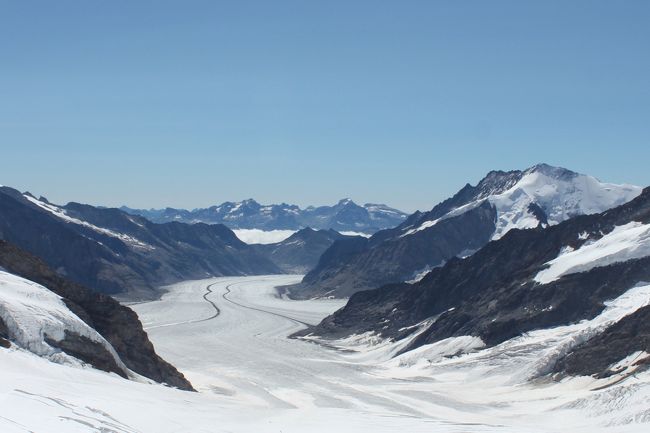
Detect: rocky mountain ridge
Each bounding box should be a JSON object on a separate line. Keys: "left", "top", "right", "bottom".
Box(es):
{"left": 289, "top": 164, "right": 642, "bottom": 298}
{"left": 0, "top": 186, "right": 280, "bottom": 299}
{"left": 305, "top": 186, "right": 650, "bottom": 379}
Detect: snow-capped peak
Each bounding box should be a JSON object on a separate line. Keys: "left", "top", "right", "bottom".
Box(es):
{"left": 488, "top": 166, "right": 641, "bottom": 239}
{"left": 402, "top": 164, "right": 642, "bottom": 240}
{"left": 337, "top": 198, "right": 355, "bottom": 206}
{"left": 525, "top": 163, "right": 579, "bottom": 180}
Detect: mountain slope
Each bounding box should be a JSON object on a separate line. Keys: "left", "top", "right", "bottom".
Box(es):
{"left": 290, "top": 164, "right": 641, "bottom": 298}
{"left": 0, "top": 187, "right": 280, "bottom": 298}
{"left": 305, "top": 186, "right": 650, "bottom": 378}
{"left": 123, "top": 198, "right": 407, "bottom": 234}
{"left": 251, "top": 228, "right": 354, "bottom": 274}
{"left": 0, "top": 240, "right": 193, "bottom": 390}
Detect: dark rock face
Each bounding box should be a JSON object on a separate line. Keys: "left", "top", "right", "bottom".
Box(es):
{"left": 286, "top": 168, "right": 536, "bottom": 299}
{"left": 0, "top": 240, "right": 194, "bottom": 391}
{"left": 0, "top": 187, "right": 281, "bottom": 298}
{"left": 308, "top": 187, "right": 650, "bottom": 375}
{"left": 553, "top": 305, "right": 650, "bottom": 378}
{"left": 252, "top": 228, "right": 352, "bottom": 274}
{"left": 44, "top": 331, "right": 128, "bottom": 378}
{"left": 122, "top": 198, "right": 408, "bottom": 234}
{"left": 0, "top": 316, "right": 10, "bottom": 348}
{"left": 292, "top": 201, "right": 498, "bottom": 298}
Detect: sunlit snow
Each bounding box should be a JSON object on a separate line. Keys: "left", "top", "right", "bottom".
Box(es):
{"left": 0, "top": 270, "right": 127, "bottom": 371}
{"left": 2, "top": 275, "right": 649, "bottom": 432}
{"left": 535, "top": 222, "right": 650, "bottom": 284}
{"left": 23, "top": 195, "right": 154, "bottom": 250}
{"left": 233, "top": 229, "right": 296, "bottom": 244}
{"left": 401, "top": 168, "right": 641, "bottom": 241}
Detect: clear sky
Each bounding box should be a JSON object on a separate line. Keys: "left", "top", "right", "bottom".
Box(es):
{"left": 1, "top": 1, "right": 649, "bottom": 213}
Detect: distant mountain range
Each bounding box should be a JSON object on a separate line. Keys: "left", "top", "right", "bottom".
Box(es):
{"left": 121, "top": 198, "right": 408, "bottom": 234}
{"left": 288, "top": 164, "right": 642, "bottom": 298}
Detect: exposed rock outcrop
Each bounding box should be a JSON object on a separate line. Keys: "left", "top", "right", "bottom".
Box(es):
{"left": 288, "top": 164, "right": 641, "bottom": 299}
{"left": 0, "top": 240, "right": 194, "bottom": 390}
{"left": 306, "top": 187, "right": 650, "bottom": 378}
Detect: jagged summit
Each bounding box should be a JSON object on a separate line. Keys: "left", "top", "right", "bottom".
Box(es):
{"left": 412, "top": 163, "right": 640, "bottom": 240}
{"left": 526, "top": 162, "right": 578, "bottom": 178}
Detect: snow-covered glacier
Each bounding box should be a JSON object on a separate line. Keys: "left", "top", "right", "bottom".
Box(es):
{"left": 2, "top": 275, "right": 649, "bottom": 432}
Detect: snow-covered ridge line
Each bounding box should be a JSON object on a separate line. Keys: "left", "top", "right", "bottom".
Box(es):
{"left": 401, "top": 165, "right": 642, "bottom": 241}
{"left": 24, "top": 195, "right": 154, "bottom": 250}
{"left": 401, "top": 199, "right": 485, "bottom": 237}
{"left": 535, "top": 221, "right": 650, "bottom": 284}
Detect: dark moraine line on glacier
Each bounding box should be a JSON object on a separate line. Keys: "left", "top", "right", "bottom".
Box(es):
{"left": 145, "top": 281, "right": 229, "bottom": 330}
{"left": 220, "top": 281, "right": 357, "bottom": 353}
{"left": 195, "top": 281, "right": 222, "bottom": 322}
{"left": 221, "top": 282, "right": 311, "bottom": 328}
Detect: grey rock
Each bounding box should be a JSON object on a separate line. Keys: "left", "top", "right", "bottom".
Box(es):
{"left": 0, "top": 240, "right": 194, "bottom": 390}
{"left": 305, "top": 187, "right": 650, "bottom": 379}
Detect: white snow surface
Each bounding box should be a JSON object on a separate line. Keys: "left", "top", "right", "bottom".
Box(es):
{"left": 233, "top": 229, "right": 296, "bottom": 244}
{"left": 1, "top": 275, "right": 649, "bottom": 432}
{"left": 535, "top": 221, "right": 650, "bottom": 284}
{"left": 402, "top": 167, "right": 641, "bottom": 240}
{"left": 0, "top": 270, "right": 127, "bottom": 371}
{"left": 339, "top": 230, "right": 372, "bottom": 237}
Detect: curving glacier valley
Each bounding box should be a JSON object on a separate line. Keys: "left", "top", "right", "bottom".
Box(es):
{"left": 1, "top": 275, "right": 649, "bottom": 432}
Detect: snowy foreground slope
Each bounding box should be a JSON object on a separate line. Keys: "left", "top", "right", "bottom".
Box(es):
{"left": 3, "top": 276, "right": 647, "bottom": 432}
{"left": 0, "top": 270, "right": 127, "bottom": 374}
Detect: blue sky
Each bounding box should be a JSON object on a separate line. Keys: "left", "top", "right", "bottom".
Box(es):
{"left": 1, "top": 1, "right": 649, "bottom": 212}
